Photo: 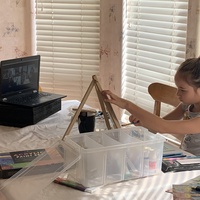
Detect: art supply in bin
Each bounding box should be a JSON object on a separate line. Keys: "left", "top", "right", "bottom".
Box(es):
{"left": 142, "top": 147, "right": 158, "bottom": 176}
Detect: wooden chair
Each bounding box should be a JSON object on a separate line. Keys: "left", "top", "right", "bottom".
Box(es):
{"left": 148, "top": 82, "right": 180, "bottom": 117}
{"left": 148, "top": 82, "right": 182, "bottom": 145}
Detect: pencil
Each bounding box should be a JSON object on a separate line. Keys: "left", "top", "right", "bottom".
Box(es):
{"left": 121, "top": 120, "right": 140, "bottom": 126}
{"left": 121, "top": 123, "right": 133, "bottom": 127}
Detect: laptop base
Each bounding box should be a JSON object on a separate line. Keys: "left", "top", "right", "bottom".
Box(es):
{"left": 0, "top": 99, "right": 61, "bottom": 127}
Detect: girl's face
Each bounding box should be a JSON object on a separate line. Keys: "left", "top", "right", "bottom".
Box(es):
{"left": 174, "top": 73, "right": 200, "bottom": 105}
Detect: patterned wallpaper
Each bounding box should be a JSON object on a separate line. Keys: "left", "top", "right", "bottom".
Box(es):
{"left": 0, "top": 0, "right": 33, "bottom": 60}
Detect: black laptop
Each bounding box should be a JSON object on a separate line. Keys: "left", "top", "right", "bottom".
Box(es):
{"left": 0, "top": 55, "right": 66, "bottom": 107}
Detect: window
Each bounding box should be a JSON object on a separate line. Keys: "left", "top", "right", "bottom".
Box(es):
{"left": 35, "top": 0, "right": 100, "bottom": 108}
{"left": 122, "top": 0, "right": 189, "bottom": 118}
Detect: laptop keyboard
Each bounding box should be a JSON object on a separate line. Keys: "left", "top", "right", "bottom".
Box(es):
{"left": 6, "top": 92, "right": 51, "bottom": 104}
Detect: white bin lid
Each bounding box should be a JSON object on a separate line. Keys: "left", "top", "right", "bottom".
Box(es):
{"left": 0, "top": 140, "right": 81, "bottom": 200}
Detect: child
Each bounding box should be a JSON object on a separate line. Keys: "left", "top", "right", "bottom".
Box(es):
{"left": 102, "top": 58, "right": 200, "bottom": 156}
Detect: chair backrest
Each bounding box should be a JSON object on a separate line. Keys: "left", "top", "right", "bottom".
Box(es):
{"left": 148, "top": 82, "right": 180, "bottom": 116}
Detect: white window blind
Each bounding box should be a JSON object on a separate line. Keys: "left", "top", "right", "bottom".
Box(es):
{"left": 122, "top": 0, "right": 188, "bottom": 118}
{"left": 35, "top": 0, "right": 100, "bottom": 108}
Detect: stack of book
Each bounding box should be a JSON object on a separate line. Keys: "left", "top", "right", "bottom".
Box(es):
{"left": 0, "top": 147, "right": 64, "bottom": 178}
{"left": 162, "top": 154, "right": 200, "bottom": 173}
{"left": 167, "top": 175, "right": 200, "bottom": 199}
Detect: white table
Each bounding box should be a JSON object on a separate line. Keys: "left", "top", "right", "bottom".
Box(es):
{"left": 35, "top": 170, "right": 200, "bottom": 200}
{"left": 0, "top": 100, "right": 199, "bottom": 200}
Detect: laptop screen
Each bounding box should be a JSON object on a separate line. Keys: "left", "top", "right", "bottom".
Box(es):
{"left": 0, "top": 55, "right": 40, "bottom": 99}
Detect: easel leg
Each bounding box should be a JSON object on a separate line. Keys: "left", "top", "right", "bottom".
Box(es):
{"left": 93, "top": 75, "right": 121, "bottom": 129}
{"left": 62, "top": 80, "right": 95, "bottom": 140}
{"left": 95, "top": 84, "right": 112, "bottom": 129}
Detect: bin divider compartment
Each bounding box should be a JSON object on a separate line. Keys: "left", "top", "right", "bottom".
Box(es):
{"left": 104, "top": 129, "right": 144, "bottom": 179}
{"left": 127, "top": 129, "right": 165, "bottom": 177}
{"left": 87, "top": 132, "right": 120, "bottom": 147}
{"left": 69, "top": 135, "right": 103, "bottom": 149}
{"left": 88, "top": 132, "right": 125, "bottom": 185}
{"left": 68, "top": 135, "right": 106, "bottom": 187}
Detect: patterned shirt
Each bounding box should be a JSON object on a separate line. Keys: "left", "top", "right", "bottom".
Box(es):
{"left": 181, "top": 104, "right": 200, "bottom": 156}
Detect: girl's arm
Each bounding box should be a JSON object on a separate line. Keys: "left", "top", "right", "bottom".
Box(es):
{"left": 102, "top": 90, "right": 200, "bottom": 135}
{"left": 162, "top": 103, "right": 185, "bottom": 141}
{"left": 163, "top": 103, "right": 184, "bottom": 120}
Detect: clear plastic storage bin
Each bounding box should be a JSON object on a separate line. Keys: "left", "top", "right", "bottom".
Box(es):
{"left": 66, "top": 127, "right": 165, "bottom": 187}
{"left": 0, "top": 127, "right": 165, "bottom": 199}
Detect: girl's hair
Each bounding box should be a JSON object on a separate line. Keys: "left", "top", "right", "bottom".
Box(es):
{"left": 176, "top": 57, "right": 200, "bottom": 88}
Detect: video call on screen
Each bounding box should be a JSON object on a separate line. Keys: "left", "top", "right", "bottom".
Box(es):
{"left": 2, "top": 63, "right": 38, "bottom": 94}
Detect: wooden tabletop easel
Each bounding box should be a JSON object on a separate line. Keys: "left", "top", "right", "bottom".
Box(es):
{"left": 62, "top": 75, "right": 121, "bottom": 141}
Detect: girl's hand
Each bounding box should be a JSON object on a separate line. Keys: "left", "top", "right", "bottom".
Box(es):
{"left": 129, "top": 115, "right": 141, "bottom": 126}
{"left": 101, "top": 90, "right": 127, "bottom": 109}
